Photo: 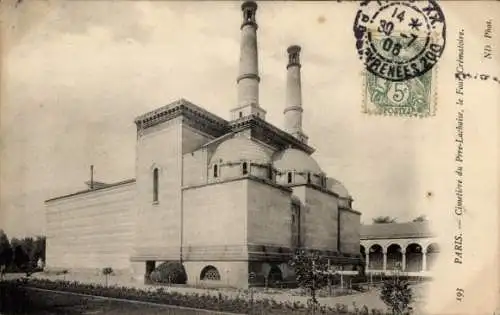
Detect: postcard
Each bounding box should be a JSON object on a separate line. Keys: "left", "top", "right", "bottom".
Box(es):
{"left": 0, "top": 1, "right": 498, "bottom": 314}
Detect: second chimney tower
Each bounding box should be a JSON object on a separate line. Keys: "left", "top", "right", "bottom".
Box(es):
{"left": 284, "top": 45, "right": 308, "bottom": 143}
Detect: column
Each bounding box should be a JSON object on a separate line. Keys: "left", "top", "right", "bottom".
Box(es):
{"left": 365, "top": 253, "right": 370, "bottom": 271}
{"left": 422, "top": 251, "right": 427, "bottom": 271}
{"left": 382, "top": 249, "right": 387, "bottom": 272}
{"left": 402, "top": 250, "right": 406, "bottom": 271}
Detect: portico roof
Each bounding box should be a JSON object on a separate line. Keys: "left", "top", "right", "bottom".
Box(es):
{"left": 360, "top": 222, "right": 434, "bottom": 240}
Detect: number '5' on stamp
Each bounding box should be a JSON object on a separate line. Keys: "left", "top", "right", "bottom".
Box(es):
{"left": 362, "top": 67, "right": 437, "bottom": 118}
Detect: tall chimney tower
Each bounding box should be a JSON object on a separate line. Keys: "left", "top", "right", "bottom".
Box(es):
{"left": 284, "top": 45, "right": 308, "bottom": 143}
{"left": 230, "top": 1, "right": 266, "bottom": 121}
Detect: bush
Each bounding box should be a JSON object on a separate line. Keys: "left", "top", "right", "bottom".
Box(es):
{"left": 380, "top": 278, "right": 413, "bottom": 315}
{"left": 150, "top": 261, "right": 187, "bottom": 285}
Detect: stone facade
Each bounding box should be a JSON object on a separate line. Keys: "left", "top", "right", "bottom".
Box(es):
{"left": 44, "top": 1, "right": 362, "bottom": 288}
{"left": 45, "top": 180, "right": 135, "bottom": 273}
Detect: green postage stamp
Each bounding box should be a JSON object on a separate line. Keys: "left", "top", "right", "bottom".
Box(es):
{"left": 361, "top": 35, "right": 438, "bottom": 118}
{"left": 362, "top": 68, "right": 437, "bottom": 117}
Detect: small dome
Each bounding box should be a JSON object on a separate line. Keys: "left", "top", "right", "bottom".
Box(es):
{"left": 272, "top": 148, "right": 323, "bottom": 174}
{"left": 210, "top": 137, "right": 272, "bottom": 165}
{"left": 327, "top": 178, "right": 350, "bottom": 198}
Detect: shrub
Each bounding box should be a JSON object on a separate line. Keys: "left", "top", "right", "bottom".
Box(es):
{"left": 380, "top": 277, "right": 413, "bottom": 315}
{"left": 1, "top": 278, "right": 395, "bottom": 314}
{"left": 150, "top": 261, "right": 187, "bottom": 285}
{"left": 289, "top": 249, "right": 330, "bottom": 307}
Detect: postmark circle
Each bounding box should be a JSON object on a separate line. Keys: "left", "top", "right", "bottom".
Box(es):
{"left": 353, "top": 0, "right": 446, "bottom": 81}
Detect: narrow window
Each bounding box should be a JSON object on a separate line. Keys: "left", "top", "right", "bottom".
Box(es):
{"left": 245, "top": 10, "right": 252, "bottom": 22}
{"left": 239, "top": 112, "right": 243, "bottom": 118}
{"left": 242, "top": 162, "right": 248, "bottom": 175}
{"left": 287, "top": 172, "right": 292, "bottom": 183}
{"left": 267, "top": 165, "right": 273, "bottom": 180}
{"left": 153, "top": 168, "right": 159, "bottom": 202}
{"left": 307, "top": 173, "right": 311, "bottom": 184}
{"left": 213, "top": 164, "right": 218, "bottom": 178}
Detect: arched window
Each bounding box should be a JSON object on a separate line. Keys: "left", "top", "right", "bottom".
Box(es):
{"left": 200, "top": 265, "right": 221, "bottom": 281}
{"left": 242, "top": 162, "right": 248, "bottom": 175}
{"left": 213, "top": 164, "right": 218, "bottom": 178}
{"left": 287, "top": 172, "right": 292, "bottom": 183}
{"left": 153, "top": 168, "right": 159, "bottom": 202}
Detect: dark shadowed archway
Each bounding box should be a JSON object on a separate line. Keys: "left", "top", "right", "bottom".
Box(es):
{"left": 405, "top": 243, "right": 423, "bottom": 272}
{"left": 267, "top": 265, "right": 283, "bottom": 287}
{"left": 368, "top": 244, "right": 383, "bottom": 270}
{"left": 386, "top": 244, "right": 403, "bottom": 271}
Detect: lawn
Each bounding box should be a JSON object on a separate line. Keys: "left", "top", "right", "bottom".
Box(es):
{"left": 0, "top": 285, "right": 233, "bottom": 315}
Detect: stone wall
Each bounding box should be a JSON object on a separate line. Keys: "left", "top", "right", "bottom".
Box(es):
{"left": 133, "top": 120, "right": 213, "bottom": 260}
{"left": 45, "top": 181, "right": 135, "bottom": 271}
{"left": 184, "top": 261, "right": 248, "bottom": 288}
{"left": 183, "top": 148, "right": 209, "bottom": 187}
{"left": 246, "top": 180, "right": 292, "bottom": 247}
{"left": 134, "top": 118, "right": 183, "bottom": 260}
{"left": 292, "top": 186, "right": 339, "bottom": 251}
{"left": 182, "top": 179, "right": 247, "bottom": 257}
{"left": 339, "top": 209, "right": 361, "bottom": 254}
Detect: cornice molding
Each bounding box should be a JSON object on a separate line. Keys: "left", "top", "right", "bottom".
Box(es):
{"left": 230, "top": 115, "right": 315, "bottom": 154}
{"left": 135, "top": 99, "right": 229, "bottom": 138}
{"left": 131, "top": 244, "right": 361, "bottom": 264}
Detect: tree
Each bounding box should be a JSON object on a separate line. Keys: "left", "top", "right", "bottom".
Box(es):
{"left": 0, "top": 230, "right": 13, "bottom": 278}
{"left": 13, "top": 244, "right": 29, "bottom": 270}
{"left": 372, "top": 216, "right": 397, "bottom": 224}
{"left": 0, "top": 230, "right": 12, "bottom": 265}
{"left": 412, "top": 215, "right": 427, "bottom": 222}
{"left": 289, "top": 250, "right": 330, "bottom": 309}
{"left": 33, "top": 236, "right": 46, "bottom": 265}
{"left": 380, "top": 277, "right": 413, "bottom": 314}
{"left": 20, "top": 236, "right": 36, "bottom": 268}
{"left": 102, "top": 267, "right": 113, "bottom": 286}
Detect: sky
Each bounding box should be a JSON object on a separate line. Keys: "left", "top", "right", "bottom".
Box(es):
{"left": 0, "top": 0, "right": 496, "bottom": 239}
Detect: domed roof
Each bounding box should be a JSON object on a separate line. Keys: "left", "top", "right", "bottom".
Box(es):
{"left": 327, "top": 178, "right": 350, "bottom": 198}
{"left": 210, "top": 137, "right": 272, "bottom": 165}
{"left": 272, "top": 148, "right": 323, "bottom": 174}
